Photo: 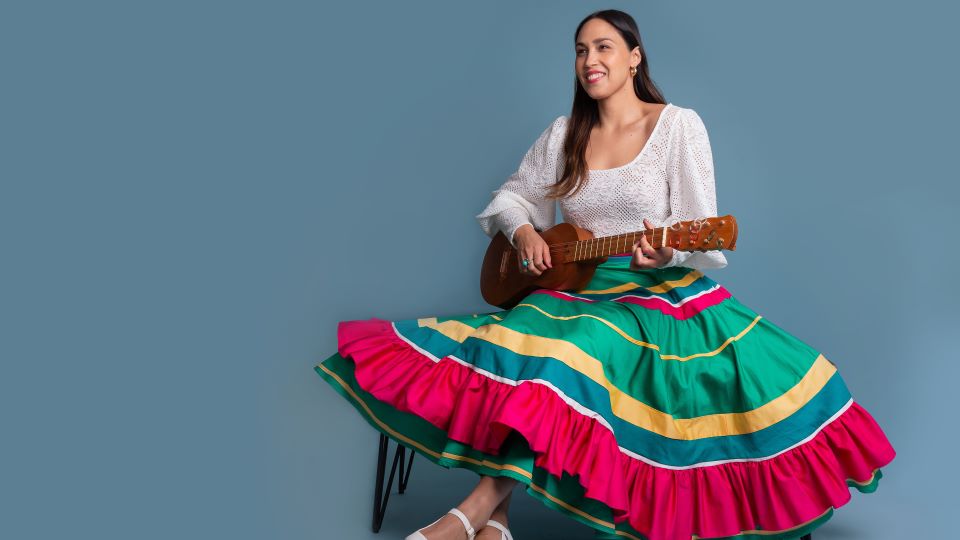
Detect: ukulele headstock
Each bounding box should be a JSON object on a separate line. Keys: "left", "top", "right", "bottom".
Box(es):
{"left": 666, "top": 214, "right": 738, "bottom": 252}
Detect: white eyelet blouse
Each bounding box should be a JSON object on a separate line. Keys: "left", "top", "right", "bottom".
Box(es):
{"left": 475, "top": 103, "right": 728, "bottom": 270}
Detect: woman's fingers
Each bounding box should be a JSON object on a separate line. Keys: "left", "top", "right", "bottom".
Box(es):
{"left": 515, "top": 230, "right": 555, "bottom": 276}
{"left": 630, "top": 231, "right": 676, "bottom": 270}
{"left": 533, "top": 245, "right": 549, "bottom": 272}
{"left": 520, "top": 247, "right": 543, "bottom": 276}
{"left": 639, "top": 231, "right": 655, "bottom": 254}
{"left": 638, "top": 236, "right": 653, "bottom": 260}
{"left": 631, "top": 240, "right": 657, "bottom": 270}
{"left": 517, "top": 246, "right": 534, "bottom": 275}
{"left": 517, "top": 240, "right": 553, "bottom": 276}
{"left": 630, "top": 242, "right": 643, "bottom": 270}
{"left": 638, "top": 219, "right": 665, "bottom": 266}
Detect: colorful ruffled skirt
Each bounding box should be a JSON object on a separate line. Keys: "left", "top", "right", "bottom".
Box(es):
{"left": 315, "top": 255, "right": 895, "bottom": 540}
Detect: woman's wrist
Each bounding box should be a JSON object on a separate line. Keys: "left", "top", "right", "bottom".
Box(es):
{"left": 510, "top": 223, "right": 536, "bottom": 247}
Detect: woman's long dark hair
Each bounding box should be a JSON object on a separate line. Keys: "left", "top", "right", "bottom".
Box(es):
{"left": 546, "top": 9, "right": 667, "bottom": 200}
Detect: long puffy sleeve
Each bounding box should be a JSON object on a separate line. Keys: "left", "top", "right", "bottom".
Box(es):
{"left": 476, "top": 115, "right": 567, "bottom": 247}
{"left": 660, "top": 109, "right": 729, "bottom": 270}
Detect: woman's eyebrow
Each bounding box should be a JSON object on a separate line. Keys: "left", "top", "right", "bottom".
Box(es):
{"left": 575, "top": 37, "right": 614, "bottom": 46}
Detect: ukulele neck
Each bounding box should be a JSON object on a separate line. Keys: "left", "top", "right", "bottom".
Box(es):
{"left": 558, "top": 229, "right": 671, "bottom": 262}
{"left": 551, "top": 215, "right": 736, "bottom": 263}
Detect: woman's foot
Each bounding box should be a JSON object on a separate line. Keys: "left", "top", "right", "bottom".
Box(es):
{"left": 475, "top": 519, "right": 510, "bottom": 539}
{"left": 411, "top": 477, "right": 516, "bottom": 540}
{"left": 476, "top": 491, "right": 512, "bottom": 539}
{"left": 413, "top": 508, "right": 481, "bottom": 540}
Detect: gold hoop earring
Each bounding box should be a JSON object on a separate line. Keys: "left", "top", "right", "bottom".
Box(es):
{"left": 630, "top": 66, "right": 638, "bottom": 77}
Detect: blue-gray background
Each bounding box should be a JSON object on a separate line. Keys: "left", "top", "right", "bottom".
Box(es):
{"left": 2, "top": 1, "right": 956, "bottom": 538}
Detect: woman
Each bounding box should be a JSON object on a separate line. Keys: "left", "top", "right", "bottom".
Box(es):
{"left": 316, "top": 9, "right": 895, "bottom": 540}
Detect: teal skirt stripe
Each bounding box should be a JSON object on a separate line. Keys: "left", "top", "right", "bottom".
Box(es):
{"left": 395, "top": 316, "right": 854, "bottom": 465}
{"left": 393, "top": 308, "right": 819, "bottom": 419}
{"left": 320, "top": 351, "right": 855, "bottom": 540}
{"left": 508, "top": 288, "right": 821, "bottom": 364}
{"left": 561, "top": 268, "right": 721, "bottom": 302}
{"left": 576, "top": 256, "right": 736, "bottom": 305}
{"left": 316, "top": 354, "right": 651, "bottom": 540}
{"left": 318, "top": 254, "right": 892, "bottom": 540}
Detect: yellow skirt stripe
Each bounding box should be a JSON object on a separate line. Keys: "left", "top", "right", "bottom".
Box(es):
{"left": 413, "top": 317, "right": 835, "bottom": 440}
{"left": 509, "top": 303, "right": 762, "bottom": 362}
{"left": 578, "top": 268, "right": 705, "bottom": 295}
{"left": 316, "top": 363, "right": 643, "bottom": 538}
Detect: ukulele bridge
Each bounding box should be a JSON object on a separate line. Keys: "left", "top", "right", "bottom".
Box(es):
{"left": 499, "top": 249, "right": 511, "bottom": 280}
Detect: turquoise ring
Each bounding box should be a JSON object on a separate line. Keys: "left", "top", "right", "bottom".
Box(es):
{"left": 522, "top": 259, "right": 530, "bottom": 267}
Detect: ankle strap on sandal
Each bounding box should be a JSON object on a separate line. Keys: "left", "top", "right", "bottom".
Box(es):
{"left": 485, "top": 519, "right": 513, "bottom": 540}
{"left": 447, "top": 507, "right": 476, "bottom": 539}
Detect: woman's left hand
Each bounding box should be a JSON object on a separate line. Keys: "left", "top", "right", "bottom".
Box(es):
{"left": 629, "top": 218, "right": 674, "bottom": 270}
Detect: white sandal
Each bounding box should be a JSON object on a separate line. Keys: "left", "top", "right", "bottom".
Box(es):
{"left": 484, "top": 519, "right": 514, "bottom": 540}
{"left": 404, "top": 507, "right": 477, "bottom": 540}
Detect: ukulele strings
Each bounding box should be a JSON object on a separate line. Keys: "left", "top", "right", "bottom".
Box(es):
{"left": 542, "top": 232, "right": 652, "bottom": 251}
{"left": 534, "top": 219, "right": 706, "bottom": 251}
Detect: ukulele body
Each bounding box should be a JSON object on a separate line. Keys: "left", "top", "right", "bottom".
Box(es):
{"left": 480, "top": 222, "right": 604, "bottom": 309}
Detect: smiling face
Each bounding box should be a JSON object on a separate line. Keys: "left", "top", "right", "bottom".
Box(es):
{"left": 575, "top": 18, "right": 641, "bottom": 100}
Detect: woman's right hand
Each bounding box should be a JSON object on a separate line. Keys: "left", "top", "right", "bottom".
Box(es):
{"left": 513, "top": 224, "right": 553, "bottom": 276}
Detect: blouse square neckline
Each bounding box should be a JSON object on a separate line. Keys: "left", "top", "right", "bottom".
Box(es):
{"left": 588, "top": 102, "right": 674, "bottom": 174}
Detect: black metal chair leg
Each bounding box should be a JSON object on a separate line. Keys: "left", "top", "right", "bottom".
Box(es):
{"left": 372, "top": 433, "right": 415, "bottom": 533}
{"left": 398, "top": 443, "right": 415, "bottom": 494}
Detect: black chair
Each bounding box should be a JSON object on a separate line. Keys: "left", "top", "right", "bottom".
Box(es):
{"left": 368, "top": 433, "right": 812, "bottom": 540}
{"left": 372, "top": 434, "right": 415, "bottom": 533}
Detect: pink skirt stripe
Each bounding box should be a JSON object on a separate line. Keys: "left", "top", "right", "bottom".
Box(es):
{"left": 530, "top": 285, "right": 732, "bottom": 320}
{"left": 338, "top": 318, "right": 895, "bottom": 540}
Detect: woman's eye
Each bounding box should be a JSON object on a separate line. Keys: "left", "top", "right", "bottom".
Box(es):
{"left": 576, "top": 45, "right": 609, "bottom": 54}
{"left": 576, "top": 44, "right": 610, "bottom": 55}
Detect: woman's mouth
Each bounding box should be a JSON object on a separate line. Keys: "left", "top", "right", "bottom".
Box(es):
{"left": 586, "top": 72, "right": 605, "bottom": 84}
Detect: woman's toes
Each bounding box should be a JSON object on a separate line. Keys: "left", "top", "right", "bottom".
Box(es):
{"left": 419, "top": 513, "right": 482, "bottom": 540}
{"left": 475, "top": 524, "right": 505, "bottom": 540}
{"left": 417, "top": 514, "right": 457, "bottom": 539}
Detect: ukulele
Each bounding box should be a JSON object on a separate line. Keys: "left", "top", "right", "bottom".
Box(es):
{"left": 480, "top": 215, "right": 738, "bottom": 309}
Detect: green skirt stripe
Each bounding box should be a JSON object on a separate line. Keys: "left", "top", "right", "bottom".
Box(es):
{"left": 395, "top": 306, "right": 820, "bottom": 419}
{"left": 567, "top": 272, "right": 721, "bottom": 303}
{"left": 315, "top": 353, "right": 646, "bottom": 540}
{"left": 575, "top": 260, "right": 714, "bottom": 297}
{"left": 511, "top": 291, "right": 820, "bottom": 366}
{"left": 316, "top": 353, "right": 853, "bottom": 540}
{"left": 349, "top": 328, "right": 854, "bottom": 465}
